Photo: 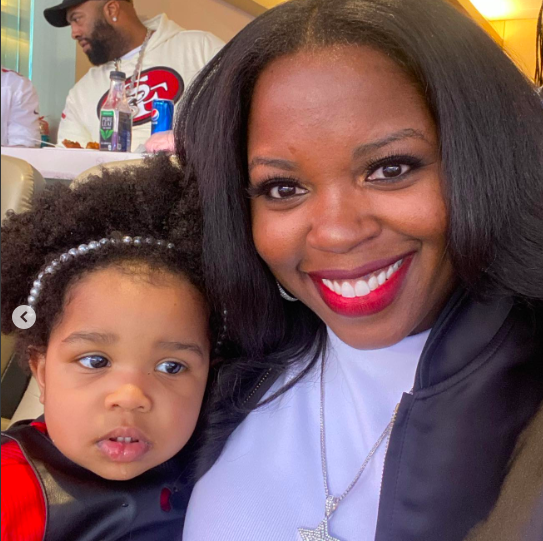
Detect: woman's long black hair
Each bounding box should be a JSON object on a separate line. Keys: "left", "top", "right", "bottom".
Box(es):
{"left": 176, "top": 0, "right": 543, "bottom": 476}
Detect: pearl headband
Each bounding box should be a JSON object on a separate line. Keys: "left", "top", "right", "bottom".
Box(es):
{"left": 26, "top": 234, "right": 228, "bottom": 355}
{"left": 27, "top": 235, "right": 175, "bottom": 308}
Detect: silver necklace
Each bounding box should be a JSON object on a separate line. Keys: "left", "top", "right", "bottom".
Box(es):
{"left": 114, "top": 28, "right": 154, "bottom": 118}
{"left": 298, "top": 361, "right": 399, "bottom": 541}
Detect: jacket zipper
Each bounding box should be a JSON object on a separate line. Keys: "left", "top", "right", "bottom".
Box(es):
{"left": 378, "top": 388, "right": 413, "bottom": 501}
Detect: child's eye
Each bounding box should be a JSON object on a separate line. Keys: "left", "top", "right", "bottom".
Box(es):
{"left": 78, "top": 355, "right": 110, "bottom": 369}
{"left": 155, "top": 360, "right": 186, "bottom": 375}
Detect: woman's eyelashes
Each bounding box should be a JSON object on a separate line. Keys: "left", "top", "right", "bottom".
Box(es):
{"left": 364, "top": 154, "right": 424, "bottom": 184}
{"left": 247, "top": 177, "right": 307, "bottom": 201}
{"left": 248, "top": 154, "right": 425, "bottom": 200}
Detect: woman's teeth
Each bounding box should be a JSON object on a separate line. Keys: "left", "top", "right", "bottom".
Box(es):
{"left": 322, "top": 259, "right": 403, "bottom": 298}
{"left": 110, "top": 437, "right": 138, "bottom": 443}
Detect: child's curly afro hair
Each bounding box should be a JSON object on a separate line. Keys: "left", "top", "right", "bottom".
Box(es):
{"left": 1, "top": 154, "right": 208, "bottom": 361}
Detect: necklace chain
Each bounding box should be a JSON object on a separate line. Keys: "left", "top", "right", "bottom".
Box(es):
{"left": 319, "top": 360, "right": 396, "bottom": 516}
{"left": 114, "top": 28, "right": 154, "bottom": 118}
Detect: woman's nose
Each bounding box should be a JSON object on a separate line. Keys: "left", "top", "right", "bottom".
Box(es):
{"left": 105, "top": 383, "right": 152, "bottom": 413}
{"left": 306, "top": 190, "right": 381, "bottom": 254}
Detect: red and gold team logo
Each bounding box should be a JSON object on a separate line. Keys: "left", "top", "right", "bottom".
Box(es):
{"left": 96, "top": 67, "right": 184, "bottom": 126}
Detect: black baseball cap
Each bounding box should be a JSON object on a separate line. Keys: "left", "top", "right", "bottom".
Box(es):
{"left": 44, "top": 0, "right": 91, "bottom": 27}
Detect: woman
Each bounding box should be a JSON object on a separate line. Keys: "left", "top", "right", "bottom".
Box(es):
{"left": 176, "top": 0, "right": 543, "bottom": 539}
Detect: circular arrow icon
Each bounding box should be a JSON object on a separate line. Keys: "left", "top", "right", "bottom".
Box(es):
{"left": 12, "top": 305, "right": 37, "bottom": 330}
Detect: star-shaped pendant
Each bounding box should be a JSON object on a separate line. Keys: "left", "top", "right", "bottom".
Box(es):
{"left": 298, "top": 518, "right": 342, "bottom": 541}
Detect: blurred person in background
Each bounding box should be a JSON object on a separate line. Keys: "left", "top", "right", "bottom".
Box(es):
{"left": 1, "top": 67, "right": 40, "bottom": 147}
{"left": 44, "top": 0, "right": 224, "bottom": 150}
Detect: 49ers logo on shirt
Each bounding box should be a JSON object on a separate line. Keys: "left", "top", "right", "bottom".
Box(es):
{"left": 96, "top": 67, "right": 184, "bottom": 126}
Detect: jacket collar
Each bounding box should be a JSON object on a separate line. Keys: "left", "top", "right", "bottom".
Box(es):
{"left": 415, "top": 288, "right": 514, "bottom": 390}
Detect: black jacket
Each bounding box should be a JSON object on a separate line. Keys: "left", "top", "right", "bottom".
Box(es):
{"left": 465, "top": 403, "right": 543, "bottom": 541}
{"left": 1, "top": 419, "right": 191, "bottom": 541}
{"left": 224, "top": 289, "right": 543, "bottom": 541}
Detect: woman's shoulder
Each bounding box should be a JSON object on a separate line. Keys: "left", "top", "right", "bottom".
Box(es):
{"left": 464, "top": 403, "right": 543, "bottom": 541}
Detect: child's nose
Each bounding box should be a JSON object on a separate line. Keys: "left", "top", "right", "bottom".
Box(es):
{"left": 105, "top": 383, "right": 152, "bottom": 413}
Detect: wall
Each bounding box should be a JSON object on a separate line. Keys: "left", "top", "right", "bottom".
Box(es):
{"left": 490, "top": 19, "right": 538, "bottom": 80}
{"left": 32, "top": 0, "right": 77, "bottom": 141}
{"left": 76, "top": 0, "right": 253, "bottom": 81}
{"left": 223, "top": 0, "right": 504, "bottom": 45}
{"left": 1, "top": 0, "right": 33, "bottom": 77}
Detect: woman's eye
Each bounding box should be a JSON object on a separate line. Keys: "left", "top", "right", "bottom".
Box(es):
{"left": 248, "top": 177, "right": 308, "bottom": 201}
{"left": 156, "top": 361, "right": 186, "bottom": 375}
{"left": 268, "top": 184, "right": 307, "bottom": 200}
{"left": 78, "top": 355, "right": 110, "bottom": 369}
{"left": 367, "top": 163, "right": 412, "bottom": 181}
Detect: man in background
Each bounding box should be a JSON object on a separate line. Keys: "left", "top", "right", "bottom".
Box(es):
{"left": 1, "top": 68, "right": 40, "bottom": 147}
{"left": 44, "top": 0, "right": 224, "bottom": 149}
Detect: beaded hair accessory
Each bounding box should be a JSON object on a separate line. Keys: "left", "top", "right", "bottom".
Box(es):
{"left": 26, "top": 234, "right": 229, "bottom": 355}
{"left": 27, "top": 235, "right": 175, "bottom": 308}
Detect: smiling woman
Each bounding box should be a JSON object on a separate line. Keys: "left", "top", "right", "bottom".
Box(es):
{"left": 176, "top": 0, "right": 543, "bottom": 540}
{"left": 247, "top": 47, "right": 454, "bottom": 349}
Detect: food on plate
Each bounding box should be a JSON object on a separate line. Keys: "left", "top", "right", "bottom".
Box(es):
{"left": 62, "top": 139, "right": 83, "bottom": 148}
{"left": 61, "top": 139, "right": 100, "bottom": 150}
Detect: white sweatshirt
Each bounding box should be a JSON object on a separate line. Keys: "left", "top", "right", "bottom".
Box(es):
{"left": 58, "top": 14, "right": 224, "bottom": 149}
{"left": 184, "top": 329, "right": 430, "bottom": 541}
{"left": 1, "top": 68, "right": 40, "bottom": 147}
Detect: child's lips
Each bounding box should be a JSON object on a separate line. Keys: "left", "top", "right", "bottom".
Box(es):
{"left": 96, "top": 427, "right": 152, "bottom": 462}
{"left": 97, "top": 439, "right": 151, "bottom": 462}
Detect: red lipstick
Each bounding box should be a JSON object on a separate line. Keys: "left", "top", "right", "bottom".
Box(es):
{"left": 310, "top": 255, "right": 413, "bottom": 318}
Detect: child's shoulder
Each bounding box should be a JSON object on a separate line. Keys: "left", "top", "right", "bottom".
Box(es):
{"left": 1, "top": 420, "right": 46, "bottom": 491}
{"left": 1, "top": 438, "right": 28, "bottom": 465}
{"left": 1, "top": 425, "right": 46, "bottom": 541}
{"left": 1, "top": 420, "right": 47, "bottom": 462}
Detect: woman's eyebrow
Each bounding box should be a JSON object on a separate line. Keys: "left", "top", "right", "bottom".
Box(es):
{"left": 248, "top": 129, "right": 429, "bottom": 172}
{"left": 352, "top": 128, "right": 429, "bottom": 160}
{"left": 248, "top": 157, "right": 297, "bottom": 173}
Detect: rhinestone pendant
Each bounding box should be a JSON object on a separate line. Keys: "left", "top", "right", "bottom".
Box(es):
{"left": 298, "top": 518, "right": 342, "bottom": 541}
{"left": 298, "top": 496, "right": 342, "bottom": 541}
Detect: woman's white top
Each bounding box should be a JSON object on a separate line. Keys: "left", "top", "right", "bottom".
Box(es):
{"left": 183, "top": 328, "right": 430, "bottom": 541}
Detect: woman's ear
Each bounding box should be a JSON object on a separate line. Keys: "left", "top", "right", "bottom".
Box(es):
{"left": 29, "top": 350, "right": 46, "bottom": 405}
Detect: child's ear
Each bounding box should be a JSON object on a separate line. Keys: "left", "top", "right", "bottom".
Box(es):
{"left": 28, "top": 349, "right": 46, "bottom": 405}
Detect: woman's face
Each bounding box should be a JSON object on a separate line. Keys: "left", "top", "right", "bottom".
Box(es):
{"left": 248, "top": 46, "right": 456, "bottom": 349}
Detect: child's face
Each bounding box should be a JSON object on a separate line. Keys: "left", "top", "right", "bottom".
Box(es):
{"left": 31, "top": 265, "right": 210, "bottom": 481}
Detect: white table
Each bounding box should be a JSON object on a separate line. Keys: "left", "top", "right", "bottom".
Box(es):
{"left": 1, "top": 146, "right": 143, "bottom": 181}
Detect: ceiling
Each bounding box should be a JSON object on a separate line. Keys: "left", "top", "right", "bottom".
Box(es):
{"left": 226, "top": 0, "right": 542, "bottom": 20}
{"left": 470, "top": 0, "right": 542, "bottom": 20}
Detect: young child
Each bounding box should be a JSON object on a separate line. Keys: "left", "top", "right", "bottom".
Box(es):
{"left": 1, "top": 156, "right": 221, "bottom": 540}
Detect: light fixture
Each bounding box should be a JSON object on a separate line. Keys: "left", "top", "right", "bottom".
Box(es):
{"left": 469, "top": 0, "right": 517, "bottom": 20}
